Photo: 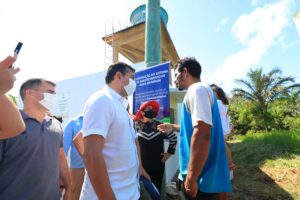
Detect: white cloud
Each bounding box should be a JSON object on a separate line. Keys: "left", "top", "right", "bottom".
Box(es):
{"left": 221, "top": 17, "right": 229, "bottom": 25}
{"left": 211, "top": 0, "right": 293, "bottom": 93}
{"left": 215, "top": 17, "right": 229, "bottom": 32}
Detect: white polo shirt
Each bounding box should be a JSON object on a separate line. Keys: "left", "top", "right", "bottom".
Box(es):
{"left": 80, "top": 86, "right": 140, "bottom": 200}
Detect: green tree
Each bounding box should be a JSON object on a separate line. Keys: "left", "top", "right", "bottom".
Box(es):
{"left": 8, "top": 94, "right": 18, "bottom": 105}
{"left": 232, "top": 67, "right": 300, "bottom": 132}
{"left": 233, "top": 67, "right": 300, "bottom": 109}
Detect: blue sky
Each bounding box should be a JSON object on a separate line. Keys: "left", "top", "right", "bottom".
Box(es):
{"left": 1, "top": 0, "right": 299, "bottom": 95}
{"left": 162, "top": 0, "right": 300, "bottom": 92}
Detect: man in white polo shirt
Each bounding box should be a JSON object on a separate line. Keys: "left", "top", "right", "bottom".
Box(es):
{"left": 81, "top": 62, "right": 148, "bottom": 200}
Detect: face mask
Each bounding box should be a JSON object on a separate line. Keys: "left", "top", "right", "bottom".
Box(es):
{"left": 39, "top": 93, "right": 57, "bottom": 111}
{"left": 124, "top": 78, "right": 136, "bottom": 96}
{"left": 143, "top": 110, "right": 155, "bottom": 119}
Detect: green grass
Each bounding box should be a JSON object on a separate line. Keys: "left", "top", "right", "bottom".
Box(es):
{"left": 228, "top": 131, "right": 300, "bottom": 200}
{"left": 237, "top": 131, "right": 300, "bottom": 152}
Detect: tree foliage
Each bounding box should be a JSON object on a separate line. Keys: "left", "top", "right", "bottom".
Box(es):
{"left": 233, "top": 67, "right": 300, "bottom": 108}
{"left": 230, "top": 67, "right": 300, "bottom": 134}
{"left": 8, "top": 94, "right": 18, "bottom": 105}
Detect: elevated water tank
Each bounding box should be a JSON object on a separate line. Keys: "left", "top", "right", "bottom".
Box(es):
{"left": 130, "top": 4, "right": 168, "bottom": 26}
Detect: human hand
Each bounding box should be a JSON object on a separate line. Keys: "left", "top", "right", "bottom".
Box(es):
{"left": 157, "top": 123, "right": 173, "bottom": 134}
{"left": 161, "top": 152, "right": 171, "bottom": 163}
{"left": 184, "top": 175, "right": 198, "bottom": 198}
{"left": 229, "top": 162, "right": 236, "bottom": 170}
{"left": 139, "top": 166, "right": 151, "bottom": 182}
{"left": 0, "top": 56, "right": 19, "bottom": 95}
{"left": 63, "top": 188, "right": 75, "bottom": 200}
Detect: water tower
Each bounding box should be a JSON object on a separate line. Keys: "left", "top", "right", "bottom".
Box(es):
{"left": 102, "top": 4, "right": 179, "bottom": 68}
{"left": 130, "top": 4, "right": 168, "bottom": 26}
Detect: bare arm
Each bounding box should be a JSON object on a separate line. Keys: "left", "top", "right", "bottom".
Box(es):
{"left": 135, "top": 139, "right": 151, "bottom": 181}
{"left": 83, "top": 135, "right": 116, "bottom": 200}
{"left": 59, "top": 148, "right": 74, "bottom": 200}
{"left": 161, "top": 130, "right": 177, "bottom": 163}
{"left": 73, "top": 131, "right": 83, "bottom": 157}
{"left": 0, "top": 56, "right": 18, "bottom": 94}
{"left": 184, "top": 121, "right": 211, "bottom": 197}
{"left": 157, "top": 123, "right": 180, "bottom": 133}
{"left": 0, "top": 56, "right": 25, "bottom": 139}
{"left": 171, "top": 124, "right": 180, "bottom": 132}
{"left": 0, "top": 95, "right": 25, "bottom": 139}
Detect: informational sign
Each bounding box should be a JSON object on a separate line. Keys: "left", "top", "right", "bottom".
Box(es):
{"left": 133, "top": 62, "right": 170, "bottom": 122}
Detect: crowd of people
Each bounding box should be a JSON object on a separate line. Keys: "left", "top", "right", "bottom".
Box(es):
{"left": 0, "top": 55, "right": 235, "bottom": 200}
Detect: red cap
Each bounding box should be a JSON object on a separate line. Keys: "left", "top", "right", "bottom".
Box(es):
{"left": 133, "top": 100, "right": 160, "bottom": 121}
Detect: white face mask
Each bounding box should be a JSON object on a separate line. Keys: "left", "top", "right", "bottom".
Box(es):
{"left": 124, "top": 78, "right": 136, "bottom": 96}
{"left": 39, "top": 93, "right": 57, "bottom": 111}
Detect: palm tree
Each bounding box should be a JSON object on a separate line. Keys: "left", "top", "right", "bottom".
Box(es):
{"left": 232, "top": 67, "right": 300, "bottom": 110}
{"left": 231, "top": 67, "right": 300, "bottom": 132}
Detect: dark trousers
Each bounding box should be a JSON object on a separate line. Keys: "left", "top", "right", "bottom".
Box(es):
{"left": 177, "top": 180, "right": 219, "bottom": 200}
{"left": 146, "top": 168, "right": 164, "bottom": 191}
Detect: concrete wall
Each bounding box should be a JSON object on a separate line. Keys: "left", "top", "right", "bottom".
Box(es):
{"left": 55, "top": 72, "right": 106, "bottom": 125}
{"left": 164, "top": 90, "right": 185, "bottom": 183}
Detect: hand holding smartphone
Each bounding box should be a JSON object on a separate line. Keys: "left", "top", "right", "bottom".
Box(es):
{"left": 9, "top": 42, "right": 23, "bottom": 68}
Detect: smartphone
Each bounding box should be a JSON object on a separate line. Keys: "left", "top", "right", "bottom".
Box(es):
{"left": 9, "top": 42, "right": 23, "bottom": 68}
{"left": 13, "top": 42, "right": 23, "bottom": 59}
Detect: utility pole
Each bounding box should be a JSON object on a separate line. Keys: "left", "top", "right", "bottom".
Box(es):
{"left": 145, "top": 0, "right": 162, "bottom": 67}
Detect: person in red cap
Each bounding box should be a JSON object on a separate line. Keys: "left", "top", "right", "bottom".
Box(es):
{"left": 134, "top": 100, "right": 177, "bottom": 192}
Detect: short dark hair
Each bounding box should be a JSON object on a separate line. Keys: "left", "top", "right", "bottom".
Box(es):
{"left": 20, "top": 78, "right": 56, "bottom": 101}
{"left": 175, "top": 57, "right": 201, "bottom": 79}
{"left": 105, "top": 62, "right": 135, "bottom": 84}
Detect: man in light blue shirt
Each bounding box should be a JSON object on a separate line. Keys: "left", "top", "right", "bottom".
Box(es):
{"left": 63, "top": 115, "right": 84, "bottom": 200}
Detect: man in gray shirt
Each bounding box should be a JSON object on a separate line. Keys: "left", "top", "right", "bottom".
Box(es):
{"left": 0, "top": 78, "right": 73, "bottom": 200}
